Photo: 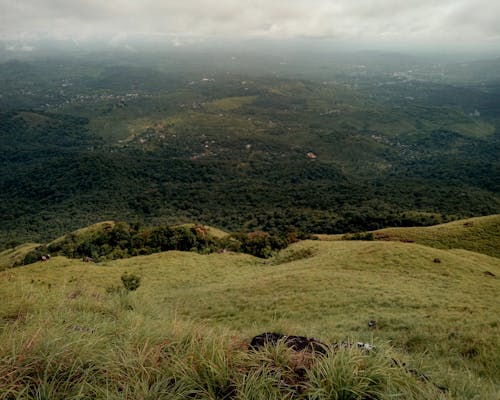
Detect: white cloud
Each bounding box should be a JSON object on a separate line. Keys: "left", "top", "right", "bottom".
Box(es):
{"left": 0, "top": 0, "right": 499, "bottom": 48}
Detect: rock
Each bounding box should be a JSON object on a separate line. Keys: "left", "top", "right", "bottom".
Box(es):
{"left": 355, "top": 342, "right": 375, "bottom": 351}
{"left": 249, "top": 333, "right": 376, "bottom": 355}
{"left": 333, "top": 341, "right": 375, "bottom": 351}
{"left": 433, "top": 258, "right": 441, "bottom": 263}
{"left": 249, "top": 332, "right": 328, "bottom": 354}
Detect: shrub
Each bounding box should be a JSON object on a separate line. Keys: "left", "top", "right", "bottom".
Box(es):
{"left": 22, "top": 245, "right": 49, "bottom": 265}
{"left": 121, "top": 272, "right": 141, "bottom": 291}
{"left": 240, "top": 231, "right": 273, "bottom": 258}
{"left": 227, "top": 230, "right": 289, "bottom": 258}
{"left": 274, "top": 247, "right": 314, "bottom": 264}
{"left": 342, "top": 231, "right": 374, "bottom": 241}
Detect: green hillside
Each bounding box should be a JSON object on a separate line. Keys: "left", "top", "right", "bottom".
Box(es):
{"left": 0, "top": 243, "right": 40, "bottom": 271}
{"left": 1, "top": 236, "right": 499, "bottom": 398}
{"left": 318, "top": 215, "right": 500, "bottom": 258}
{"left": 48, "top": 221, "right": 116, "bottom": 246}
{"left": 373, "top": 214, "right": 500, "bottom": 258}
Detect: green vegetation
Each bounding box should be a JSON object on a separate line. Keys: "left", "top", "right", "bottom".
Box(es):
{"left": 1, "top": 55, "right": 500, "bottom": 247}
{"left": 1, "top": 51, "right": 500, "bottom": 398}
{"left": 121, "top": 272, "right": 141, "bottom": 291}
{"left": 1, "top": 230, "right": 499, "bottom": 398}
{"left": 0, "top": 243, "right": 40, "bottom": 271}
{"left": 372, "top": 214, "right": 500, "bottom": 258}
{"left": 0, "top": 325, "right": 445, "bottom": 399}
{"left": 342, "top": 232, "right": 375, "bottom": 241}
{"left": 204, "top": 96, "right": 257, "bottom": 112}
{"left": 15, "top": 222, "right": 292, "bottom": 268}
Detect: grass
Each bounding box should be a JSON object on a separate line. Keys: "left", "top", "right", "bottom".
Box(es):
{"left": 0, "top": 243, "right": 40, "bottom": 271}
{"left": 372, "top": 214, "right": 500, "bottom": 258}
{"left": 48, "top": 221, "right": 116, "bottom": 247}
{"left": 1, "top": 234, "right": 499, "bottom": 398}
{"left": 0, "top": 324, "right": 445, "bottom": 399}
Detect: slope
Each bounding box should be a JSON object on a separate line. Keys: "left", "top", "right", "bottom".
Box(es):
{"left": 372, "top": 214, "right": 500, "bottom": 258}
{"left": 0, "top": 243, "right": 40, "bottom": 271}
{"left": 1, "top": 239, "right": 499, "bottom": 398}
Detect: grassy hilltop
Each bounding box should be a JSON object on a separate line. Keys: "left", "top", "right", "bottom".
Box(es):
{"left": 1, "top": 216, "right": 499, "bottom": 399}
{"left": 372, "top": 214, "right": 500, "bottom": 258}
{"left": 319, "top": 214, "right": 500, "bottom": 258}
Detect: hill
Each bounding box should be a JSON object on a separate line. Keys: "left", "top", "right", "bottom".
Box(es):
{"left": 48, "top": 221, "right": 116, "bottom": 246}
{"left": 317, "top": 215, "right": 500, "bottom": 258}
{"left": 372, "top": 214, "right": 500, "bottom": 258}
{"left": 0, "top": 222, "right": 117, "bottom": 270}
{"left": 0, "top": 243, "right": 40, "bottom": 270}
{"left": 1, "top": 235, "right": 499, "bottom": 398}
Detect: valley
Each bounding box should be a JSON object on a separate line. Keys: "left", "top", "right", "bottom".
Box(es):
{"left": 1, "top": 53, "right": 500, "bottom": 247}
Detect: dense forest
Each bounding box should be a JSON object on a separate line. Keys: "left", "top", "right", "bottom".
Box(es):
{"left": 1, "top": 52, "right": 500, "bottom": 248}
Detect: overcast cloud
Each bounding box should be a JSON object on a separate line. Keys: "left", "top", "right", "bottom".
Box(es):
{"left": 1, "top": 0, "right": 499, "bottom": 49}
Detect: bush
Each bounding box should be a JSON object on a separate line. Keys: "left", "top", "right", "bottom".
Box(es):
{"left": 239, "top": 231, "right": 273, "bottom": 258}
{"left": 274, "top": 247, "right": 314, "bottom": 264}
{"left": 22, "top": 246, "right": 49, "bottom": 265}
{"left": 121, "top": 272, "right": 141, "bottom": 291}
{"left": 342, "top": 232, "right": 374, "bottom": 241}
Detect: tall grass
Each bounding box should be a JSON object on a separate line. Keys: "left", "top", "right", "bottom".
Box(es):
{"left": 1, "top": 236, "right": 499, "bottom": 399}
{"left": 0, "top": 326, "right": 448, "bottom": 399}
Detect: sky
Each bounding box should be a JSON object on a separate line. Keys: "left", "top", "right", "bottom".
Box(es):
{"left": 1, "top": 0, "right": 499, "bottom": 52}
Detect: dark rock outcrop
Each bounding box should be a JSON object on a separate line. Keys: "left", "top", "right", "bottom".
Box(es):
{"left": 249, "top": 332, "right": 328, "bottom": 354}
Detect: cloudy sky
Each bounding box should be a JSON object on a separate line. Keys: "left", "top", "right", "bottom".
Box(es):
{"left": 1, "top": 0, "right": 499, "bottom": 50}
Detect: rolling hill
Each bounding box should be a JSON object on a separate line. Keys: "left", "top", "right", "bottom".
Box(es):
{"left": 319, "top": 214, "right": 500, "bottom": 258}
{"left": 1, "top": 216, "right": 499, "bottom": 398}
{"left": 372, "top": 214, "right": 500, "bottom": 258}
